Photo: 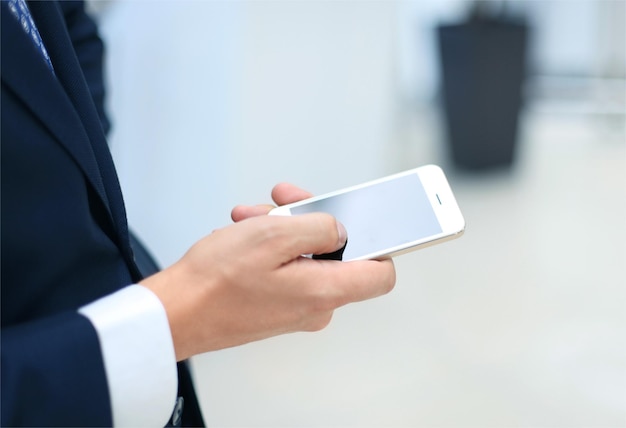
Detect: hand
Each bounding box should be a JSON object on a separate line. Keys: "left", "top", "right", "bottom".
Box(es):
{"left": 140, "top": 184, "right": 396, "bottom": 361}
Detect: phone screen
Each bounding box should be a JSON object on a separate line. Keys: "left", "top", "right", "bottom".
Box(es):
{"left": 290, "top": 173, "right": 442, "bottom": 260}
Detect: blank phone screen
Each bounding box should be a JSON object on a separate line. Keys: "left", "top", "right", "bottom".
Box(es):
{"left": 290, "top": 173, "right": 442, "bottom": 260}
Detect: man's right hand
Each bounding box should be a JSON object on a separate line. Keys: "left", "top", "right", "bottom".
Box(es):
{"left": 140, "top": 185, "right": 396, "bottom": 361}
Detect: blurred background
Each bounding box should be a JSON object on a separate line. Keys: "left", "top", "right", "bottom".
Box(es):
{"left": 90, "top": 1, "right": 624, "bottom": 426}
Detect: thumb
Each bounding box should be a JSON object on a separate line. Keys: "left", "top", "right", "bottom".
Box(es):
{"left": 277, "top": 213, "right": 347, "bottom": 260}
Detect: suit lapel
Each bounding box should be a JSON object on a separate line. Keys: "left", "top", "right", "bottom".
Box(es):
{"left": 1, "top": 1, "right": 140, "bottom": 279}
{"left": 1, "top": 3, "right": 111, "bottom": 213}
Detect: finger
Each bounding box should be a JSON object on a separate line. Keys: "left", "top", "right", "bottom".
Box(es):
{"left": 334, "top": 258, "right": 396, "bottom": 304}
{"left": 231, "top": 204, "right": 276, "bottom": 222}
{"left": 231, "top": 183, "right": 313, "bottom": 222}
{"left": 244, "top": 214, "right": 347, "bottom": 265}
{"left": 272, "top": 183, "right": 313, "bottom": 206}
{"left": 279, "top": 213, "right": 347, "bottom": 259}
{"left": 289, "top": 258, "right": 396, "bottom": 308}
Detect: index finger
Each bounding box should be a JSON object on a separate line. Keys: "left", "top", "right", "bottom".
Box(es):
{"left": 272, "top": 183, "right": 313, "bottom": 206}
{"left": 283, "top": 257, "right": 396, "bottom": 307}
{"left": 231, "top": 183, "right": 313, "bottom": 223}
{"left": 231, "top": 204, "right": 275, "bottom": 222}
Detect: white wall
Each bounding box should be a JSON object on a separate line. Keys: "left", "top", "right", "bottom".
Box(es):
{"left": 100, "top": 1, "right": 397, "bottom": 268}
{"left": 99, "top": 0, "right": 626, "bottom": 268}
{"left": 100, "top": 1, "right": 244, "bottom": 266}
{"left": 526, "top": 0, "right": 626, "bottom": 77}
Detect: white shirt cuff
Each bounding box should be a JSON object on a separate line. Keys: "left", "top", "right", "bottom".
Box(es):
{"left": 79, "top": 284, "right": 178, "bottom": 427}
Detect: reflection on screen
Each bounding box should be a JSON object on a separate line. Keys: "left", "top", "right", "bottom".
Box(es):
{"left": 291, "top": 174, "right": 442, "bottom": 260}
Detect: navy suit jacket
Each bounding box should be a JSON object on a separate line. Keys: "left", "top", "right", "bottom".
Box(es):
{"left": 1, "top": 2, "right": 203, "bottom": 426}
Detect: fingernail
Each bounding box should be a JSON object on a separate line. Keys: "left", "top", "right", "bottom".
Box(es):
{"left": 337, "top": 221, "right": 347, "bottom": 247}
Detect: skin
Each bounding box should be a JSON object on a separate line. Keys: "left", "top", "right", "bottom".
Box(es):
{"left": 141, "top": 183, "right": 396, "bottom": 361}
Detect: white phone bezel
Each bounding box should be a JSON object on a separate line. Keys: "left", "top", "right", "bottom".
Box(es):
{"left": 270, "top": 165, "right": 465, "bottom": 260}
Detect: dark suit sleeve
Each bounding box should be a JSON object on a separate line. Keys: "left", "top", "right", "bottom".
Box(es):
{"left": 1, "top": 313, "right": 112, "bottom": 426}
{"left": 1, "top": 2, "right": 116, "bottom": 426}
{"left": 3, "top": 2, "right": 203, "bottom": 425}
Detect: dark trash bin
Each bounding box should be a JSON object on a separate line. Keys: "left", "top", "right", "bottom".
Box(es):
{"left": 437, "top": 18, "right": 528, "bottom": 170}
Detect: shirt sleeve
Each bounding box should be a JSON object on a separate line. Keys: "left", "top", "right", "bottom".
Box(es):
{"left": 79, "top": 284, "right": 178, "bottom": 427}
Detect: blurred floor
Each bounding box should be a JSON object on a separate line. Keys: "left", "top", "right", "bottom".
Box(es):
{"left": 191, "top": 106, "right": 626, "bottom": 427}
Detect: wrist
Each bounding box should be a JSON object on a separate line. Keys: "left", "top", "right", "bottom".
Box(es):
{"left": 140, "top": 267, "right": 189, "bottom": 361}
{"left": 139, "top": 263, "right": 216, "bottom": 361}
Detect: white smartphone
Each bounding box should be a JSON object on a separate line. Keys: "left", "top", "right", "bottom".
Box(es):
{"left": 270, "top": 165, "right": 465, "bottom": 261}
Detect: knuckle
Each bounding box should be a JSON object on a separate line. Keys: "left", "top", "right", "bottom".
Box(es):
{"left": 303, "top": 312, "right": 333, "bottom": 332}
{"left": 317, "top": 212, "right": 336, "bottom": 224}
{"left": 318, "top": 212, "right": 338, "bottom": 233}
{"left": 255, "top": 217, "right": 285, "bottom": 242}
{"left": 300, "top": 282, "right": 340, "bottom": 317}
{"left": 313, "top": 213, "right": 340, "bottom": 247}
{"left": 309, "top": 296, "right": 338, "bottom": 314}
